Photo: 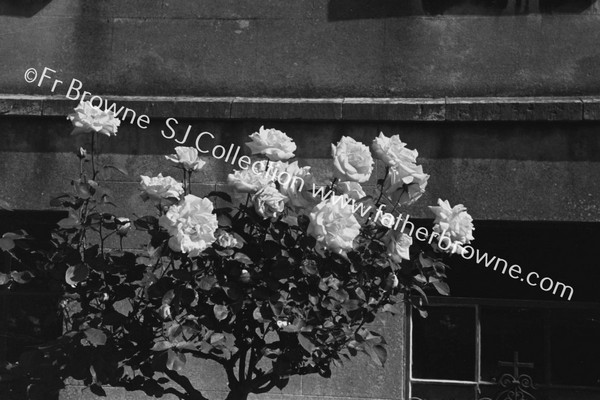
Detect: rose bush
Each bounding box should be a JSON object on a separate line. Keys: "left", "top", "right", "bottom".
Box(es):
{"left": 0, "top": 109, "right": 473, "bottom": 400}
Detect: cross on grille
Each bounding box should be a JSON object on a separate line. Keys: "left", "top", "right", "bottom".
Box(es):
{"left": 498, "top": 351, "right": 534, "bottom": 377}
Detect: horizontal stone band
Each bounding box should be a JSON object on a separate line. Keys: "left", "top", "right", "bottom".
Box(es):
{"left": 1, "top": 95, "right": 599, "bottom": 121}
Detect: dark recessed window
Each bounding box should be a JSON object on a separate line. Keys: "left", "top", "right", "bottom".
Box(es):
{"left": 410, "top": 221, "right": 600, "bottom": 400}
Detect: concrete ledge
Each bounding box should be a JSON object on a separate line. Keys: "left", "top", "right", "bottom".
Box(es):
{"left": 231, "top": 97, "right": 343, "bottom": 120}
{"left": 446, "top": 97, "right": 584, "bottom": 121}
{"left": 0, "top": 95, "right": 43, "bottom": 116}
{"left": 342, "top": 98, "right": 445, "bottom": 121}
{"left": 582, "top": 97, "right": 600, "bottom": 120}
{"left": 2, "top": 95, "right": 600, "bottom": 121}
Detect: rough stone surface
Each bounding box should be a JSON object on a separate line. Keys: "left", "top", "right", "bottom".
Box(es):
{"left": 582, "top": 97, "right": 600, "bottom": 120}
{"left": 231, "top": 98, "right": 342, "bottom": 120}
{"left": 446, "top": 97, "right": 583, "bottom": 121}
{"left": 109, "top": 18, "right": 385, "bottom": 97}
{"left": 0, "top": 15, "right": 112, "bottom": 95}
{"left": 4, "top": 3, "right": 600, "bottom": 97}
{"left": 2, "top": 117, "right": 600, "bottom": 222}
{"left": 0, "top": 96, "right": 42, "bottom": 116}
{"left": 302, "top": 313, "right": 406, "bottom": 399}
{"left": 59, "top": 387, "right": 398, "bottom": 400}
{"left": 3, "top": 95, "right": 598, "bottom": 121}
{"left": 343, "top": 98, "right": 445, "bottom": 121}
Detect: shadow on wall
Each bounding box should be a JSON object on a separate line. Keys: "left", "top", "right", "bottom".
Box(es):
{"left": 0, "top": 0, "right": 52, "bottom": 17}
{"left": 328, "top": 0, "right": 596, "bottom": 20}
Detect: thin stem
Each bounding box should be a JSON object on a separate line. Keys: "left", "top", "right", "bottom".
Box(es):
{"left": 238, "top": 346, "right": 247, "bottom": 382}
{"left": 386, "top": 185, "right": 405, "bottom": 218}
{"left": 160, "top": 255, "right": 176, "bottom": 278}
{"left": 247, "top": 346, "right": 257, "bottom": 382}
{"left": 99, "top": 219, "right": 104, "bottom": 253}
{"left": 91, "top": 132, "right": 97, "bottom": 180}
{"left": 375, "top": 166, "right": 389, "bottom": 205}
{"left": 389, "top": 197, "right": 402, "bottom": 216}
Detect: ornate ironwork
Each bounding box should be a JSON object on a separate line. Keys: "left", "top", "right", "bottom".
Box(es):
{"left": 480, "top": 351, "right": 536, "bottom": 400}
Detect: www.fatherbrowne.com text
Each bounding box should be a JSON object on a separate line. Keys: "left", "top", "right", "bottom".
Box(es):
{"left": 310, "top": 184, "right": 575, "bottom": 301}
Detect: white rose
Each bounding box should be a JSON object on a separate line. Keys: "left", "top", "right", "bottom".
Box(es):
{"left": 159, "top": 194, "right": 218, "bottom": 257}
{"left": 331, "top": 136, "right": 374, "bottom": 183}
{"left": 115, "top": 217, "right": 131, "bottom": 237}
{"left": 384, "top": 163, "right": 429, "bottom": 205}
{"left": 216, "top": 231, "right": 239, "bottom": 248}
{"left": 278, "top": 161, "right": 318, "bottom": 210}
{"left": 378, "top": 213, "right": 396, "bottom": 228}
{"left": 383, "top": 230, "right": 413, "bottom": 262}
{"left": 276, "top": 320, "right": 289, "bottom": 328}
{"left": 252, "top": 184, "right": 287, "bottom": 220}
{"left": 227, "top": 161, "right": 273, "bottom": 193}
{"left": 158, "top": 304, "right": 172, "bottom": 320}
{"left": 165, "top": 146, "right": 206, "bottom": 171}
{"left": 140, "top": 173, "right": 184, "bottom": 202}
{"left": 307, "top": 194, "right": 361, "bottom": 253}
{"left": 371, "top": 132, "right": 418, "bottom": 167}
{"left": 266, "top": 160, "right": 290, "bottom": 182}
{"left": 429, "top": 199, "right": 475, "bottom": 252}
{"left": 246, "top": 126, "right": 297, "bottom": 161}
{"left": 68, "top": 100, "right": 121, "bottom": 137}
{"left": 337, "top": 181, "right": 366, "bottom": 201}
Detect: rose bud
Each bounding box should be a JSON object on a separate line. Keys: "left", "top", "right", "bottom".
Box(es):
{"left": 240, "top": 269, "right": 251, "bottom": 283}
{"left": 385, "top": 273, "right": 399, "bottom": 290}
{"left": 276, "top": 320, "right": 289, "bottom": 328}
{"left": 77, "top": 147, "right": 87, "bottom": 159}
{"left": 115, "top": 217, "right": 131, "bottom": 237}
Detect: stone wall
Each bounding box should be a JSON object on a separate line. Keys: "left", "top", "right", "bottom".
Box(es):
{"left": 1, "top": 96, "right": 599, "bottom": 224}
{"left": 2, "top": 0, "right": 600, "bottom": 98}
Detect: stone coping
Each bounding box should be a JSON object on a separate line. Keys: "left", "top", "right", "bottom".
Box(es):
{"left": 1, "top": 95, "right": 599, "bottom": 121}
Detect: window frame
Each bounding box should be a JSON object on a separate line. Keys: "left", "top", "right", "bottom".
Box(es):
{"left": 407, "top": 296, "right": 600, "bottom": 399}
